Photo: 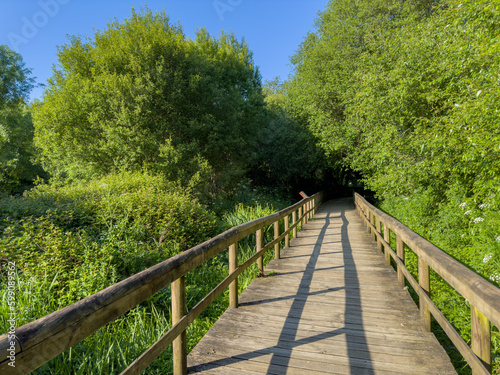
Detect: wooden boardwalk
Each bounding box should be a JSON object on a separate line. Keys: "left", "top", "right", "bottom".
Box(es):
{"left": 187, "top": 199, "right": 456, "bottom": 374}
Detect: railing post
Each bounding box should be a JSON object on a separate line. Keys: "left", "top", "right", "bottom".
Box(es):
{"left": 172, "top": 276, "right": 187, "bottom": 375}
{"left": 274, "top": 221, "right": 280, "bottom": 260}
{"left": 256, "top": 228, "right": 263, "bottom": 276}
{"left": 303, "top": 203, "right": 308, "bottom": 224}
{"left": 284, "top": 215, "right": 290, "bottom": 248}
{"left": 383, "top": 223, "right": 391, "bottom": 266}
{"left": 366, "top": 209, "right": 371, "bottom": 233}
{"left": 229, "top": 242, "right": 238, "bottom": 308}
{"left": 396, "top": 236, "right": 405, "bottom": 288}
{"left": 292, "top": 210, "right": 297, "bottom": 238}
{"left": 298, "top": 206, "right": 303, "bottom": 229}
{"left": 471, "top": 307, "right": 491, "bottom": 373}
{"left": 376, "top": 219, "right": 382, "bottom": 252}
{"left": 418, "top": 257, "right": 431, "bottom": 332}
{"left": 370, "top": 213, "right": 376, "bottom": 241}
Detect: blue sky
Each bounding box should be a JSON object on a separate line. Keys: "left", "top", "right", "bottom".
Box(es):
{"left": 0, "top": 0, "right": 328, "bottom": 101}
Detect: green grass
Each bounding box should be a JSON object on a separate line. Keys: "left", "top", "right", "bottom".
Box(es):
{"left": 0, "top": 177, "right": 292, "bottom": 374}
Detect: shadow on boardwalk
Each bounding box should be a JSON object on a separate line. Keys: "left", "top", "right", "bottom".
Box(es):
{"left": 187, "top": 199, "right": 456, "bottom": 374}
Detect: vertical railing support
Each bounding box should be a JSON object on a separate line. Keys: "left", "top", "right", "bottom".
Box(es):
{"left": 292, "top": 211, "right": 297, "bottom": 238}
{"left": 376, "top": 219, "right": 382, "bottom": 252}
{"left": 284, "top": 215, "right": 290, "bottom": 248}
{"left": 471, "top": 307, "right": 491, "bottom": 373}
{"left": 229, "top": 242, "right": 238, "bottom": 308}
{"left": 418, "top": 257, "right": 431, "bottom": 332}
{"left": 366, "top": 210, "right": 371, "bottom": 233}
{"left": 396, "top": 236, "right": 405, "bottom": 288}
{"left": 370, "top": 213, "right": 376, "bottom": 241}
{"left": 298, "top": 206, "right": 303, "bottom": 229}
{"left": 274, "top": 221, "right": 280, "bottom": 260}
{"left": 384, "top": 223, "right": 391, "bottom": 266}
{"left": 172, "top": 276, "right": 187, "bottom": 375}
{"left": 256, "top": 228, "right": 263, "bottom": 276}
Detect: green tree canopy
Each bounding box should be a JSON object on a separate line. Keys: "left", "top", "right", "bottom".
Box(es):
{"left": 286, "top": 0, "right": 500, "bottom": 206}
{"left": 0, "top": 45, "right": 44, "bottom": 193}
{"left": 33, "top": 8, "right": 265, "bottom": 196}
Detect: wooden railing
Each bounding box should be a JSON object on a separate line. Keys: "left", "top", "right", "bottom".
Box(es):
{"left": 0, "top": 192, "right": 323, "bottom": 375}
{"left": 354, "top": 193, "right": 500, "bottom": 375}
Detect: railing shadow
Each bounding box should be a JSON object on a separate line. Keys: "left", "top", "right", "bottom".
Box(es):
{"left": 340, "top": 203, "right": 375, "bottom": 375}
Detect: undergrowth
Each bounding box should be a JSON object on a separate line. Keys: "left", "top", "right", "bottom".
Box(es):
{"left": 378, "top": 190, "right": 500, "bottom": 375}
{"left": 0, "top": 171, "right": 292, "bottom": 374}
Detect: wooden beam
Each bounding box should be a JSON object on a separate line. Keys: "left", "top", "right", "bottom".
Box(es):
{"left": 418, "top": 257, "right": 431, "bottom": 332}
{"left": 383, "top": 223, "right": 391, "bottom": 266}
{"left": 172, "top": 276, "right": 187, "bottom": 375}
{"left": 274, "top": 221, "right": 280, "bottom": 260}
{"left": 256, "top": 229, "right": 263, "bottom": 277}
{"left": 284, "top": 215, "right": 290, "bottom": 248}
{"left": 229, "top": 242, "right": 238, "bottom": 308}
{"left": 471, "top": 306, "right": 491, "bottom": 373}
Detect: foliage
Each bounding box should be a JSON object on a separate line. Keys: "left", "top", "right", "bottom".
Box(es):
{"left": 250, "top": 79, "right": 327, "bottom": 193}
{"left": 0, "top": 173, "right": 293, "bottom": 374}
{"left": 32, "top": 8, "right": 264, "bottom": 199}
{"left": 0, "top": 45, "right": 34, "bottom": 108}
{"left": 0, "top": 45, "right": 45, "bottom": 193}
{"left": 0, "top": 171, "right": 219, "bottom": 291}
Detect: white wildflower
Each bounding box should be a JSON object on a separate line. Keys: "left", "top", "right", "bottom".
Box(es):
{"left": 483, "top": 253, "right": 493, "bottom": 263}
{"left": 490, "top": 273, "right": 500, "bottom": 284}
{"left": 478, "top": 203, "right": 490, "bottom": 209}
{"left": 459, "top": 202, "right": 467, "bottom": 209}
{"left": 473, "top": 217, "right": 484, "bottom": 224}
{"left": 464, "top": 210, "right": 471, "bottom": 215}
{"left": 496, "top": 236, "right": 500, "bottom": 242}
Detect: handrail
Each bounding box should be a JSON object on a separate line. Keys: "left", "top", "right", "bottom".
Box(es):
{"left": 0, "top": 191, "right": 323, "bottom": 375}
{"left": 354, "top": 192, "right": 500, "bottom": 375}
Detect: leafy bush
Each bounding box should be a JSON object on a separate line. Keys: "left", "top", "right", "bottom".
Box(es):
{"left": 0, "top": 170, "right": 296, "bottom": 374}
{"left": 0, "top": 171, "right": 219, "bottom": 319}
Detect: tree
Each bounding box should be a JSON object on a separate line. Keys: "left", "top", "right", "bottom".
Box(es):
{"left": 250, "top": 78, "right": 327, "bottom": 193}
{"left": 33, "top": 8, "right": 265, "bottom": 198}
{"left": 0, "top": 45, "right": 44, "bottom": 193}
{"left": 0, "top": 45, "right": 34, "bottom": 108}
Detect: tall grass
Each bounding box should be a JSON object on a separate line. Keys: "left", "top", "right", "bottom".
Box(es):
{"left": 0, "top": 177, "right": 291, "bottom": 374}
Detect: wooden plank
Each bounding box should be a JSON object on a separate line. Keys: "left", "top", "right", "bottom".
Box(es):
{"left": 190, "top": 333, "right": 456, "bottom": 374}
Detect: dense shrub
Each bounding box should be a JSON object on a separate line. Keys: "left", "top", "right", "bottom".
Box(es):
{"left": 0, "top": 171, "right": 219, "bottom": 315}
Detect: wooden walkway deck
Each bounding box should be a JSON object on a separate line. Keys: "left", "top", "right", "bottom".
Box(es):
{"left": 187, "top": 199, "right": 456, "bottom": 374}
